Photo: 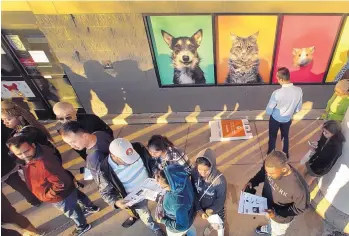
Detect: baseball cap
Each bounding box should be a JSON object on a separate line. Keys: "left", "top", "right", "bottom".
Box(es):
{"left": 109, "top": 138, "right": 140, "bottom": 164}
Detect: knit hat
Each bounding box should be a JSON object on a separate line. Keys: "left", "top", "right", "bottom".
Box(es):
{"left": 109, "top": 138, "right": 140, "bottom": 164}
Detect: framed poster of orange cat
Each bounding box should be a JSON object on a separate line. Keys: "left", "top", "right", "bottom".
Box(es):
{"left": 215, "top": 15, "right": 279, "bottom": 85}
{"left": 272, "top": 15, "right": 342, "bottom": 84}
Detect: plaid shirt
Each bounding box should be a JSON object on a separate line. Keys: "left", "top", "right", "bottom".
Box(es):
{"left": 153, "top": 147, "right": 191, "bottom": 175}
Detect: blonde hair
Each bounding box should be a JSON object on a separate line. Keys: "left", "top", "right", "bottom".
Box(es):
{"left": 1, "top": 100, "right": 52, "bottom": 141}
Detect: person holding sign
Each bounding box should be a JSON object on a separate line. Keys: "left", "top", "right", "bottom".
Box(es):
{"left": 243, "top": 151, "right": 309, "bottom": 236}
{"left": 191, "top": 149, "right": 227, "bottom": 236}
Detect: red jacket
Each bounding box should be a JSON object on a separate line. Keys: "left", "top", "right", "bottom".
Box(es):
{"left": 23, "top": 145, "right": 74, "bottom": 203}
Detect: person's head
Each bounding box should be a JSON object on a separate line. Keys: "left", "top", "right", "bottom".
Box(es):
{"left": 265, "top": 151, "right": 290, "bottom": 180}
{"left": 60, "top": 121, "right": 90, "bottom": 150}
{"left": 322, "top": 120, "right": 345, "bottom": 142}
{"left": 147, "top": 135, "right": 174, "bottom": 158}
{"left": 334, "top": 79, "right": 349, "bottom": 97}
{"left": 1, "top": 100, "right": 52, "bottom": 140}
{"left": 276, "top": 67, "right": 291, "bottom": 85}
{"left": 156, "top": 170, "right": 170, "bottom": 190}
{"left": 7, "top": 136, "right": 36, "bottom": 162}
{"left": 196, "top": 156, "right": 212, "bottom": 179}
{"left": 109, "top": 138, "right": 140, "bottom": 166}
{"left": 53, "top": 102, "right": 77, "bottom": 123}
{"left": 1, "top": 100, "right": 31, "bottom": 128}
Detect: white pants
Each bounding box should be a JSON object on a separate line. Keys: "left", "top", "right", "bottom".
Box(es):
{"left": 166, "top": 225, "right": 196, "bottom": 236}
{"left": 268, "top": 219, "right": 292, "bottom": 236}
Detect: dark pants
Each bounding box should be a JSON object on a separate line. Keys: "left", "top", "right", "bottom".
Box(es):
{"left": 53, "top": 189, "right": 87, "bottom": 230}
{"left": 1, "top": 192, "right": 31, "bottom": 229}
{"left": 3, "top": 172, "right": 41, "bottom": 206}
{"left": 267, "top": 116, "right": 292, "bottom": 157}
{"left": 1, "top": 228, "right": 21, "bottom": 236}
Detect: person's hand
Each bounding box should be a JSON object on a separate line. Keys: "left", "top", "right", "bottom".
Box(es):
{"left": 265, "top": 209, "right": 276, "bottom": 219}
{"left": 201, "top": 212, "right": 209, "bottom": 220}
{"left": 242, "top": 182, "right": 252, "bottom": 192}
{"left": 115, "top": 199, "right": 127, "bottom": 209}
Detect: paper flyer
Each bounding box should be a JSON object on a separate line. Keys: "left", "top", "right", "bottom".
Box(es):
{"left": 124, "top": 178, "right": 166, "bottom": 207}
{"left": 238, "top": 191, "right": 268, "bottom": 215}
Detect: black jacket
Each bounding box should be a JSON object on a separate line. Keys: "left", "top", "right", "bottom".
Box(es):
{"left": 96, "top": 142, "right": 154, "bottom": 210}
{"left": 2, "top": 123, "right": 16, "bottom": 177}
{"left": 308, "top": 134, "right": 343, "bottom": 176}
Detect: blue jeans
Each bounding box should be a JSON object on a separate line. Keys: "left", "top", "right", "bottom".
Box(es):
{"left": 134, "top": 200, "right": 161, "bottom": 232}
{"left": 53, "top": 189, "right": 87, "bottom": 230}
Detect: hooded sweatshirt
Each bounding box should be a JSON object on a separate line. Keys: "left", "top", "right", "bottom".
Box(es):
{"left": 191, "top": 148, "right": 227, "bottom": 214}
{"left": 161, "top": 164, "right": 195, "bottom": 233}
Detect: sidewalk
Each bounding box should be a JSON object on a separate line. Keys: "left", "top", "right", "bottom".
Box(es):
{"left": 2, "top": 120, "right": 327, "bottom": 236}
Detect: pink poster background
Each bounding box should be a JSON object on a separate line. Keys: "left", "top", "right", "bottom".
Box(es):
{"left": 272, "top": 15, "right": 342, "bottom": 84}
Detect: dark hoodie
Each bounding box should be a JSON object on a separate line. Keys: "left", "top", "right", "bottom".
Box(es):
{"left": 161, "top": 165, "right": 195, "bottom": 233}
{"left": 191, "top": 149, "right": 227, "bottom": 214}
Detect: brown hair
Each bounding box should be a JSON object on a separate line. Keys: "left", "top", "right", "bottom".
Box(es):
{"left": 1, "top": 100, "right": 53, "bottom": 141}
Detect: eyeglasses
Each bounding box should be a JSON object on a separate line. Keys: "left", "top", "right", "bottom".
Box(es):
{"left": 57, "top": 115, "right": 73, "bottom": 122}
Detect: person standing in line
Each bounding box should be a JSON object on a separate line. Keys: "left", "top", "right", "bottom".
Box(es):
{"left": 191, "top": 149, "right": 227, "bottom": 236}
{"left": 243, "top": 151, "right": 309, "bottom": 236}
{"left": 53, "top": 101, "right": 113, "bottom": 160}
{"left": 2, "top": 122, "right": 41, "bottom": 207}
{"left": 1, "top": 101, "right": 100, "bottom": 215}
{"left": 96, "top": 138, "right": 165, "bottom": 236}
{"left": 2, "top": 192, "right": 43, "bottom": 236}
{"left": 303, "top": 120, "right": 345, "bottom": 182}
{"left": 7, "top": 136, "right": 91, "bottom": 236}
{"left": 155, "top": 165, "right": 196, "bottom": 236}
{"left": 147, "top": 135, "right": 191, "bottom": 175}
{"left": 60, "top": 121, "right": 140, "bottom": 228}
{"left": 266, "top": 67, "right": 303, "bottom": 158}
{"left": 321, "top": 79, "right": 349, "bottom": 121}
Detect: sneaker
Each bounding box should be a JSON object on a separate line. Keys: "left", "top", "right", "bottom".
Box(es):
{"left": 70, "top": 224, "right": 91, "bottom": 236}
{"left": 83, "top": 206, "right": 100, "bottom": 216}
{"left": 121, "top": 217, "right": 138, "bottom": 228}
{"left": 154, "top": 229, "right": 166, "bottom": 236}
{"left": 255, "top": 225, "right": 270, "bottom": 235}
{"left": 30, "top": 201, "right": 42, "bottom": 208}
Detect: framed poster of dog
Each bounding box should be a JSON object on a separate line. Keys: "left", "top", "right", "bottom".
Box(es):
{"left": 145, "top": 15, "right": 215, "bottom": 87}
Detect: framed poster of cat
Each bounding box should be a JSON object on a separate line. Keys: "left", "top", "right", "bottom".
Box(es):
{"left": 215, "top": 15, "right": 279, "bottom": 85}
{"left": 272, "top": 15, "right": 343, "bottom": 84}
{"left": 145, "top": 15, "right": 215, "bottom": 87}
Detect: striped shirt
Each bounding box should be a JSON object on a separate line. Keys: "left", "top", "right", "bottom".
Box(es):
{"left": 107, "top": 155, "right": 148, "bottom": 194}
{"left": 266, "top": 83, "right": 303, "bottom": 123}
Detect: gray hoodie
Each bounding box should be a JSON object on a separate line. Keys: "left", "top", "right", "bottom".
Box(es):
{"left": 191, "top": 148, "right": 227, "bottom": 214}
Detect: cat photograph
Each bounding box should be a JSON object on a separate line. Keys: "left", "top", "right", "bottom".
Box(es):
{"left": 226, "top": 31, "right": 263, "bottom": 84}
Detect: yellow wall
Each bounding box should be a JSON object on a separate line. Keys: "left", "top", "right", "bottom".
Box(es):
{"left": 2, "top": 1, "right": 349, "bottom": 14}
{"left": 326, "top": 17, "right": 349, "bottom": 82}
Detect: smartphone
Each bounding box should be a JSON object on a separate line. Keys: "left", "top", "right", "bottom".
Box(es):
{"left": 79, "top": 167, "right": 85, "bottom": 174}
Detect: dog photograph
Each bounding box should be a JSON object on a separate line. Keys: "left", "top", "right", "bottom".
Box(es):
{"left": 147, "top": 15, "right": 215, "bottom": 86}
{"left": 216, "top": 15, "right": 278, "bottom": 85}
{"left": 272, "top": 15, "right": 342, "bottom": 84}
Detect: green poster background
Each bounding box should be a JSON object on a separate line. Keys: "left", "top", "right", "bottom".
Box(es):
{"left": 148, "top": 15, "right": 215, "bottom": 85}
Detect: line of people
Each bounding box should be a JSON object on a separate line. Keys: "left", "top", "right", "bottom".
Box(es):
{"left": 1, "top": 67, "right": 347, "bottom": 236}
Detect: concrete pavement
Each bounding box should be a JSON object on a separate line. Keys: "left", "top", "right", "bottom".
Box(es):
{"left": 2, "top": 120, "right": 329, "bottom": 236}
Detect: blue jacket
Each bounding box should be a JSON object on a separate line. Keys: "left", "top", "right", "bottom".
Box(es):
{"left": 161, "top": 164, "right": 195, "bottom": 233}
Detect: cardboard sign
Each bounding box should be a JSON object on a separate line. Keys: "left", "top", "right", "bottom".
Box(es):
{"left": 209, "top": 119, "right": 253, "bottom": 142}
